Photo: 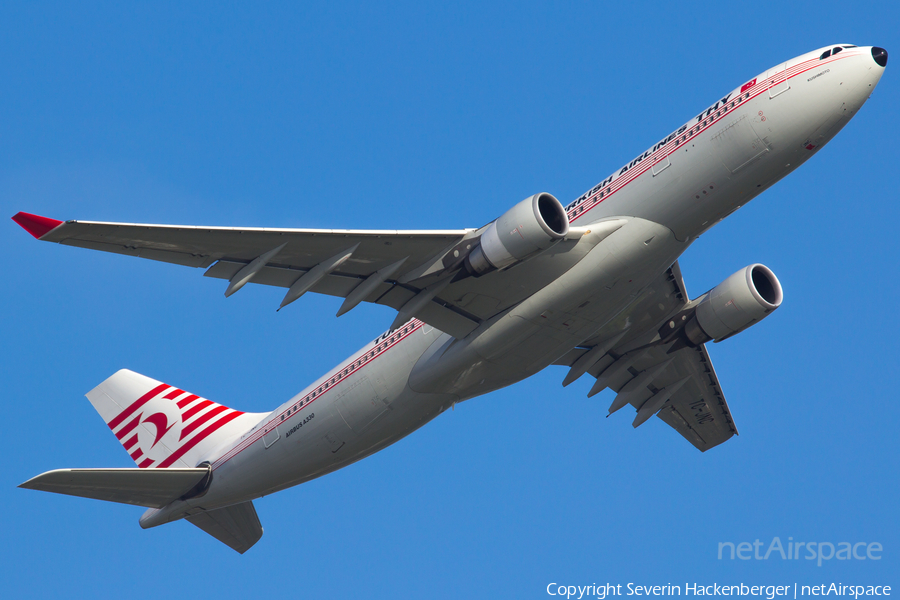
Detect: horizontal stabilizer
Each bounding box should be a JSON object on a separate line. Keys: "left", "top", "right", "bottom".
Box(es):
{"left": 19, "top": 468, "right": 209, "bottom": 508}
{"left": 186, "top": 501, "right": 263, "bottom": 554}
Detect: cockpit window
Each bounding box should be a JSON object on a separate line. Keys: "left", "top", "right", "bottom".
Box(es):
{"left": 842, "top": 45, "right": 857, "bottom": 48}
{"left": 832, "top": 47, "right": 843, "bottom": 55}
{"left": 820, "top": 49, "right": 832, "bottom": 60}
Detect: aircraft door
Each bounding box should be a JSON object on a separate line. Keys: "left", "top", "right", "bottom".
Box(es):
{"left": 263, "top": 424, "right": 280, "bottom": 448}
{"left": 767, "top": 63, "right": 790, "bottom": 98}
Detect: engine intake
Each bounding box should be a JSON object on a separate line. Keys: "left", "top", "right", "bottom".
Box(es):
{"left": 465, "top": 192, "right": 569, "bottom": 275}
{"left": 684, "top": 264, "right": 783, "bottom": 345}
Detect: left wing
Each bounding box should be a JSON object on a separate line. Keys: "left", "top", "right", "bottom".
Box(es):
{"left": 555, "top": 261, "right": 738, "bottom": 451}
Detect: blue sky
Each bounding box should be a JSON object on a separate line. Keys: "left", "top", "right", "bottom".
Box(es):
{"left": 2, "top": 2, "right": 898, "bottom": 598}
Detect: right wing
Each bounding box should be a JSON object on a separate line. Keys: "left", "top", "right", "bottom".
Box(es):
{"left": 13, "top": 211, "right": 607, "bottom": 338}
{"left": 14, "top": 211, "right": 477, "bottom": 335}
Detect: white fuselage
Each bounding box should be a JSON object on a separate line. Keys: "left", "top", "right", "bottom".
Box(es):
{"left": 144, "top": 45, "right": 884, "bottom": 524}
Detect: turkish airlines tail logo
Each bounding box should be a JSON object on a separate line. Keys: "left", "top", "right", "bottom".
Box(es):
{"left": 88, "top": 370, "right": 246, "bottom": 469}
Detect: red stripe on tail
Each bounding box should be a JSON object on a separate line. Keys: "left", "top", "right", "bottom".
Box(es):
{"left": 115, "top": 414, "right": 141, "bottom": 440}
{"left": 179, "top": 405, "right": 228, "bottom": 441}
{"left": 182, "top": 399, "right": 213, "bottom": 422}
{"left": 108, "top": 383, "right": 170, "bottom": 430}
{"left": 176, "top": 394, "right": 199, "bottom": 409}
{"left": 122, "top": 433, "right": 139, "bottom": 451}
{"left": 157, "top": 411, "right": 243, "bottom": 468}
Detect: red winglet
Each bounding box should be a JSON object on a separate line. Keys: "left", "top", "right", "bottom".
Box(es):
{"left": 11, "top": 212, "right": 64, "bottom": 239}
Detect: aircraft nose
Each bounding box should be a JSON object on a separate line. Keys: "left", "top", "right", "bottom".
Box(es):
{"left": 872, "top": 47, "right": 888, "bottom": 67}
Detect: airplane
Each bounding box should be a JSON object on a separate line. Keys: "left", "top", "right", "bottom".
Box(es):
{"left": 14, "top": 44, "right": 887, "bottom": 554}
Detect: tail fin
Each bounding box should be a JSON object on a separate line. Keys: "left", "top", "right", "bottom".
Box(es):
{"left": 88, "top": 369, "right": 258, "bottom": 469}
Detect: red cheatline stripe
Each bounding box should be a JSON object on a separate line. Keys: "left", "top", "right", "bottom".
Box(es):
{"left": 115, "top": 414, "right": 141, "bottom": 440}
{"left": 122, "top": 433, "right": 139, "bottom": 451}
{"left": 130, "top": 448, "right": 143, "bottom": 461}
{"left": 566, "top": 52, "right": 852, "bottom": 224}
{"left": 164, "top": 388, "right": 184, "bottom": 400}
{"left": 213, "top": 320, "right": 425, "bottom": 470}
{"left": 138, "top": 458, "right": 154, "bottom": 468}
{"left": 180, "top": 405, "right": 229, "bottom": 441}
{"left": 176, "top": 394, "right": 199, "bottom": 409}
{"left": 182, "top": 399, "right": 213, "bottom": 422}
{"left": 108, "top": 383, "right": 170, "bottom": 430}
{"left": 158, "top": 411, "right": 243, "bottom": 468}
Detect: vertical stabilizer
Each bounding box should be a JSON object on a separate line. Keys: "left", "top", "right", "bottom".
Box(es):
{"left": 87, "top": 369, "right": 261, "bottom": 469}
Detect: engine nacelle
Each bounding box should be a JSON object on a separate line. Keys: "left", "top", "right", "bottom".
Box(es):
{"left": 684, "top": 264, "right": 783, "bottom": 344}
{"left": 465, "top": 192, "right": 569, "bottom": 275}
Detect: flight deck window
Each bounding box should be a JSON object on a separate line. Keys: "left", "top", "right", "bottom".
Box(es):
{"left": 820, "top": 49, "right": 832, "bottom": 59}
{"left": 832, "top": 47, "right": 843, "bottom": 56}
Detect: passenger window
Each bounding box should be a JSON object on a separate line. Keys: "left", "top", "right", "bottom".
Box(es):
{"left": 820, "top": 49, "right": 832, "bottom": 59}
{"left": 832, "top": 47, "right": 843, "bottom": 55}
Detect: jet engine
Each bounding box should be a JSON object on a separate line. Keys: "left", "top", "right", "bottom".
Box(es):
{"left": 683, "top": 264, "right": 783, "bottom": 344}
{"left": 464, "top": 192, "right": 569, "bottom": 276}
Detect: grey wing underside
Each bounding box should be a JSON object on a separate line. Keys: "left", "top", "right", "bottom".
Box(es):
{"left": 554, "top": 261, "right": 738, "bottom": 452}
{"left": 39, "top": 219, "right": 592, "bottom": 338}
